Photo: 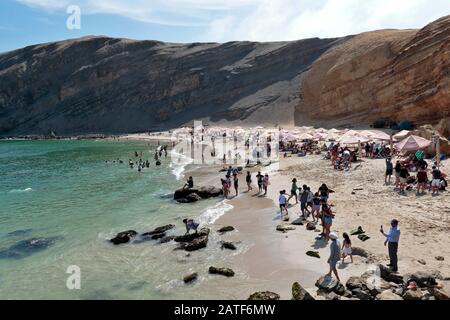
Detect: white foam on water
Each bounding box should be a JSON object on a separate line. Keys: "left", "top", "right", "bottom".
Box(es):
{"left": 169, "top": 149, "right": 193, "bottom": 180}
{"left": 197, "top": 200, "right": 234, "bottom": 225}
{"left": 9, "top": 187, "right": 33, "bottom": 193}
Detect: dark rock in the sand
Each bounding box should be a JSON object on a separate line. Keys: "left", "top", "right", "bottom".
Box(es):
{"left": 218, "top": 226, "right": 234, "bottom": 233}
{"left": 357, "top": 234, "right": 370, "bottom": 242}
{"left": 403, "top": 271, "right": 438, "bottom": 288}
{"left": 183, "top": 273, "right": 198, "bottom": 284}
{"left": 6, "top": 229, "right": 33, "bottom": 237}
{"left": 306, "top": 251, "right": 320, "bottom": 259}
{"left": 209, "top": 266, "right": 235, "bottom": 277}
{"left": 376, "top": 290, "right": 403, "bottom": 300}
{"left": 352, "top": 288, "right": 372, "bottom": 300}
{"left": 174, "top": 186, "right": 223, "bottom": 202}
{"left": 221, "top": 241, "right": 237, "bottom": 250}
{"left": 346, "top": 276, "right": 366, "bottom": 291}
{"left": 110, "top": 230, "right": 138, "bottom": 245}
{"left": 435, "top": 256, "right": 445, "bottom": 261}
{"left": 429, "top": 288, "right": 450, "bottom": 300}
{"left": 174, "top": 228, "right": 210, "bottom": 242}
{"left": 403, "top": 289, "right": 424, "bottom": 300}
{"left": 276, "top": 225, "right": 296, "bottom": 232}
{"left": 291, "top": 218, "right": 305, "bottom": 226}
{"left": 143, "top": 224, "right": 175, "bottom": 236}
{"left": 351, "top": 247, "right": 370, "bottom": 258}
{"left": 350, "top": 226, "right": 365, "bottom": 236}
{"left": 378, "top": 264, "right": 403, "bottom": 284}
{"left": 306, "top": 222, "right": 316, "bottom": 231}
{"left": 248, "top": 291, "right": 280, "bottom": 300}
{"left": 292, "top": 282, "right": 314, "bottom": 300}
{"left": 0, "top": 236, "right": 62, "bottom": 259}
{"left": 417, "top": 259, "right": 427, "bottom": 265}
{"left": 159, "top": 235, "right": 176, "bottom": 244}
{"left": 319, "top": 291, "right": 340, "bottom": 300}
{"left": 315, "top": 275, "right": 340, "bottom": 293}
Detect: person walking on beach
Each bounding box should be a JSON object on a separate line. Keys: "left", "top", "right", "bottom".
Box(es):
{"left": 398, "top": 165, "right": 409, "bottom": 193}
{"left": 318, "top": 183, "right": 330, "bottom": 202}
{"left": 256, "top": 171, "right": 264, "bottom": 194}
{"left": 246, "top": 171, "right": 253, "bottom": 191}
{"left": 311, "top": 192, "right": 321, "bottom": 223}
{"left": 416, "top": 166, "right": 428, "bottom": 194}
{"left": 279, "top": 190, "right": 288, "bottom": 219}
{"left": 341, "top": 233, "right": 353, "bottom": 263}
{"left": 233, "top": 173, "right": 239, "bottom": 196}
{"left": 385, "top": 157, "right": 393, "bottom": 185}
{"left": 287, "top": 178, "right": 298, "bottom": 204}
{"left": 222, "top": 178, "right": 230, "bottom": 199}
{"left": 380, "top": 219, "right": 401, "bottom": 272}
{"left": 263, "top": 174, "right": 270, "bottom": 196}
{"left": 299, "top": 185, "right": 309, "bottom": 217}
{"left": 322, "top": 204, "right": 334, "bottom": 240}
{"left": 326, "top": 232, "right": 341, "bottom": 282}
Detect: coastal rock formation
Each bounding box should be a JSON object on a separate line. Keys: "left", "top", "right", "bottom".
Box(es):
{"left": 218, "top": 226, "right": 234, "bottom": 234}
{"left": 183, "top": 272, "right": 198, "bottom": 284}
{"left": 0, "top": 36, "right": 343, "bottom": 136}
{"left": 174, "top": 186, "right": 223, "bottom": 203}
{"left": 295, "top": 15, "right": 450, "bottom": 128}
{"left": 0, "top": 236, "right": 62, "bottom": 259}
{"left": 175, "top": 228, "right": 210, "bottom": 251}
{"left": 208, "top": 266, "right": 235, "bottom": 277}
{"left": 220, "top": 241, "right": 237, "bottom": 250}
{"left": 109, "top": 230, "right": 138, "bottom": 245}
{"left": 292, "top": 282, "right": 315, "bottom": 300}
{"left": 248, "top": 291, "right": 280, "bottom": 300}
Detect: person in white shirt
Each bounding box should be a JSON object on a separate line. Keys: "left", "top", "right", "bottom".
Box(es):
{"left": 279, "top": 190, "right": 288, "bottom": 218}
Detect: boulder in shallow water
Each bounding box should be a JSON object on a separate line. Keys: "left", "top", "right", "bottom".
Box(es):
{"left": 292, "top": 282, "right": 314, "bottom": 300}
{"left": 0, "top": 236, "right": 62, "bottom": 259}
{"left": 159, "top": 235, "right": 176, "bottom": 244}
{"left": 110, "top": 230, "right": 138, "bottom": 245}
{"left": 183, "top": 273, "right": 198, "bottom": 284}
{"left": 143, "top": 224, "right": 175, "bottom": 236}
{"left": 221, "top": 241, "right": 237, "bottom": 250}
{"left": 174, "top": 228, "right": 210, "bottom": 242}
{"left": 209, "top": 266, "right": 235, "bottom": 277}
{"left": 174, "top": 186, "right": 223, "bottom": 202}
{"left": 179, "top": 193, "right": 202, "bottom": 203}
{"left": 248, "top": 291, "right": 280, "bottom": 300}
{"left": 218, "top": 226, "right": 234, "bottom": 233}
{"left": 179, "top": 235, "right": 209, "bottom": 252}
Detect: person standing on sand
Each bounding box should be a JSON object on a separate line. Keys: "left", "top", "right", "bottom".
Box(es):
{"left": 394, "top": 161, "right": 402, "bottom": 188}
{"left": 398, "top": 165, "right": 409, "bottom": 193}
{"left": 246, "top": 171, "right": 253, "bottom": 191}
{"left": 431, "top": 166, "right": 442, "bottom": 195}
{"left": 256, "top": 171, "right": 264, "bottom": 194}
{"left": 380, "top": 219, "right": 401, "bottom": 272}
{"left": 279, "top": 190, "right": 288, "bottom": 218}
{"left": 311, "top": 193, "right": 321, "bottom": 223}
{"left": 326, "top": 232, "right": 341, "bottom": 282}
{"left": 233, "top": 173, "right": 239, "bottom": 196}
{"left": 322, "top": 204, "right": 334, "bottom": 240}
{"left": 287, "top": 178, "right": 298, "bottom": 204}
{"left": 299, "top": 185, "right": 309, "bottom": 217}
{"left": 263, "top": 174, "right": 269, "bottom": 196}
{"left": 341, "top": 233, "right": 353, "bottom": 263}
{"left": 385, "top": 158, "right": 393, "bottom": 185}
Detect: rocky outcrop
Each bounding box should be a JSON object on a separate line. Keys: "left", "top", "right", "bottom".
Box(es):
{"left": 110, "top": 230, "right": 138, "bottom": 245}
{"left": 0, "top": 236, "right": 63, "bottom": 259}
{"left": 292, "top": 282, "right": 314, "bottom": 300}
{"left": 183, "top": 273, "right": 198, "bottom": 284}
{"left": 295, "top": 15, "right": 450, "bottom": 128}
{"left": 218, "top": 226, "right": 234, "bottom": 234}
{"left": 174, "top": 186, "right": 223, "bottom": 203}
{"left": 248, "top": 291, "right": 280, "bottom": 300}
{"left": 0, "top": 36, "right": 342, "bottom": 136}
{"left": 208, "top": 266, "right": 235, "bottom": 277}
{"left": 175, "top": 228, "right": 210, "bottom": 251}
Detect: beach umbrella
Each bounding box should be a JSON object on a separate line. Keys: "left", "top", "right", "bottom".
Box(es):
{"left": 339, "top": 135, "right": 370, "bottom": 145}
{"left": 369, "top": 130, "right": 391, "bottom": 141}
{"left": 393, "top": 130, "right": 411, "bottom": 141}
{"left": 297, "top": 133, "right": 314, "bottom": 140}
{"left": 394, "top": 135, "right": 431, "bottom": 152}
{"left": 282, "top": 133, "right": 298, "bottom": 142}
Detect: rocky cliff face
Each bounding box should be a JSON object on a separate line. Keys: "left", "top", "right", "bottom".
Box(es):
{"left": 0, "top": 36, "right": 343, "bottom": 135}
{"left": 295, "top": 15, "right": 450, "bottom": 128}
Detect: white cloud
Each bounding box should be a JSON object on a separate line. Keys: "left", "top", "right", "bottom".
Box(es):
{"left": 16, "top": 0, "right": 450, "bottom": 39}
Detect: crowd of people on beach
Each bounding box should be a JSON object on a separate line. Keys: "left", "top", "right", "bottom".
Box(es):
{"left": 219, "top": 166, "right": 271, "bottom": 199}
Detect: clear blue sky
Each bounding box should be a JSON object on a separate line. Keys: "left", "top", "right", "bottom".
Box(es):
{"left": 1, "top": 0, "right": 449, "bottom": 53}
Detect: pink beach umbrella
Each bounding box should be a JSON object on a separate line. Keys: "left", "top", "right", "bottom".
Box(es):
{"left": 394, "top": 135, "right": 431, "bottom": 152}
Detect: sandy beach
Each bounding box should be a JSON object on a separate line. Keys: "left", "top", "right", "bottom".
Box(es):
{"left": 121, "top": 130, "right": 450, "bottom": 299}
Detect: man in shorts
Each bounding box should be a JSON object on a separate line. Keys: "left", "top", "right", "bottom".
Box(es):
{"left": 431, "top": 166, "right": 442, "bottom": 195}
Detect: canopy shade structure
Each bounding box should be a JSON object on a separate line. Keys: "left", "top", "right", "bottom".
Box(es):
{"left": 370, "top": 130, "right": 392, "bottom": 141}
{"left": 338, "top": 130, "right": 370, "bottom": 144}
{"left": 394, "top": 135, "right": 432, "bottom": 152}
{"left": 282, "top": 133, "right": 298, "bottom": 142}
{"left": 297, "top": 133, "right": 314, "bottom": 140}
{"left": 393, "top": 130, "right": 411, "bottom": 141}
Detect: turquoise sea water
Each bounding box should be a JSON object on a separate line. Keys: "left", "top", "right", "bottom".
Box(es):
{"left": 0, "top": 140, "right": 231, "bottom": 299}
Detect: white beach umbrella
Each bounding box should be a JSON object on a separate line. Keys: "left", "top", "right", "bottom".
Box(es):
{"left": 393, "top": 130, "right": 411, "bottom": 141}
{"left": 394, "top": 135, "right": 431, "bottom": 152}
{"left": 297, "top": 133, "right": 314, "bottom": 140}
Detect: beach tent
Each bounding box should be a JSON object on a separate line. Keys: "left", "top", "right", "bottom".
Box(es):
{"left": 297, "top": 133, "right": 314, "bottom": 140}
{"left": 393, "top": 130, "right": 411, "bottom": 141}
{"left": 339, "top": 135, "right": 370, "bottom": 145}
{"left": 282, "top": 133, "right": 298, "bottom": 142}
{"left": 394, "top": 135, "right": 431, "bottom": 152}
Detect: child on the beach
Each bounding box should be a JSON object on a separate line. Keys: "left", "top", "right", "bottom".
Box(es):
{"left": 279, "top": 190, "right": 288, "bottom": 218}
{"left": 183, "top": 218, "right": 199, "bottom": 234}
{"left": 341, "top": 232, "right": 353, "bottom": 263}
